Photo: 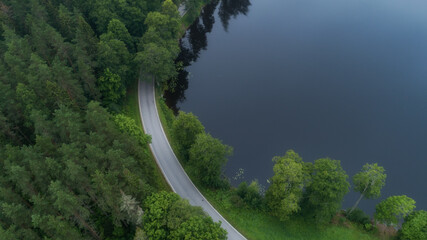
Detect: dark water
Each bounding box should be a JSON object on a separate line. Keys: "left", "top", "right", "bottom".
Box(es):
{"left": 166, "top": 0, "right": 427, "bottom": 214}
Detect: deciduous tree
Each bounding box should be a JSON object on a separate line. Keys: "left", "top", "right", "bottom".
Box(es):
{"left": 374, "top": 195, "right": 416, "bottom": 226}
{"left": 349, "top": 163, "right": 386, "bottom": 214}
{"left": 171, "top": 111, "right": 204, "bottom": 158}
{"left": 266, "top": 150, "right": 308, "bottom": 221}
{"left": 305, "top": 158, "right": 350, "bottom": 224}
{"left": 189, "top": 133, "right": 232, "bottom": 188}
{"left": 400, "top": 210, "right": 427, "bottom": 240}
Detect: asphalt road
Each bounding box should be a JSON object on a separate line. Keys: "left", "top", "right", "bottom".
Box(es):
{"left": 138, "top": 79, "right": 246, "bottom": 240}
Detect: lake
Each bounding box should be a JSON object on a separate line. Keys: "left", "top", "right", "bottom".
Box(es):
{"left": 165, "top": 0, "right": 427, "bottom": 214}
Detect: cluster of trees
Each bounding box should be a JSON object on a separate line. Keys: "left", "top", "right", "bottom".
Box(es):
{"left": 166, "top": 107, "right": 426, "bottom": 239}
{"left": 0, "top": 0, "right": 228, "bottom": 239}
{"left": 140, "top": 191, "right": 226, "bottom": 240}
{"left": 172, "top": 111, "right": 232, "bottom": 188}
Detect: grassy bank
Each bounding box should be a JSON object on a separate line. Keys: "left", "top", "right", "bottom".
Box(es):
{"left": 154, "top": 93, "right": 382, "bottom": 240}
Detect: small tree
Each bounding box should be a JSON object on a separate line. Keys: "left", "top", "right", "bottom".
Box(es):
{"left": 400, "top": 210, "right": 427, "bottom": 240}
{"left": 97, "top": 68, "right": 125, "bottom": 104}
{"left": 135, "top": 42, "right": 177, "bottom": 83}
{"left": 374, "top": 195, "right": 416, "bottom": 226}
{"left": 172, "top": 111, "right": 204, "bottom": 158}
{"left": 170, "top": 216, "right": 227, "bottom": 240}
{"left": 189, "top": 133, "right": 232, "bottom": 188}
{"left": 114, "top": 114, "right": 151, "bottom": 146}
{"left": 305, "top": 158, "right": 350, "bottom": 224}
{"left": 266, "top": 150, "right": 307, "bottom": 221}
{"left": 349, "top": 163, "right": 386, "bottom": 214}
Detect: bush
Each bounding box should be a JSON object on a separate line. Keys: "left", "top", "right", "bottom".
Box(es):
{"left": 346, "top": 208, "right": 371, "bottom": 225}
{"left": 236, "top": 180, "right": 263, "bottom": 209}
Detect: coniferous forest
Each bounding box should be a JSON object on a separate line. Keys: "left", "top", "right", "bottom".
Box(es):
{"left": 0, "top": 0, "right": 225, "bottom": 239}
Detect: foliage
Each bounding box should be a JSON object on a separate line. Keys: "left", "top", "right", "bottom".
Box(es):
{"left": 350, "top": 163, "right": 386, "bottom": 213}
{"left": 0, "top": 1, "right": 176, "bottom": 238}
{"left": 265, "top": 150, "right": 308, "bottom": 221}
{"left": 172, "top": 111, "right": 205, "bottom": 158}
{"left": 189, "top": 133, "right": 233, "bottom": 188}
{"left": 200, "top": 187, "right": 379, "bottom": 240}
{"left": 399, "top": 210, "right": 427, "bottom": 240}
{"left": 346, "top": 208, "right": 371, "bottom": 225}
{"left": 169, "top": 216, "right": 227, "bottom": 240}
{"left": 304, "top": 158, "right": 350, "bottom": 224}
{"left": 136, "top": 42, "right": 177, "bottom": 83}
{"left": 137, "top": 0, "right": 181, "bottom": 84}
{"left": 97, "top": 68, "right": 126, "bottom": 104}
{"left": 374, "top": 195, "right": 416, "bottom": 226}
{"left": 236, "top": 180, "right": 263, "bottom": 209}
{"left": 143, "top": 191, "right": 226, "bottom": 240}
{"left": 114, "top": 114, "right": 151, "bottom": 146}
{"left": 0, "top": 102, "right": 158, "bottom": 239}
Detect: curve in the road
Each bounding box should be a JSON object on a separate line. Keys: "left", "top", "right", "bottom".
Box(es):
{"left": 138, "top": 79, "right": 247, "bottom": 240}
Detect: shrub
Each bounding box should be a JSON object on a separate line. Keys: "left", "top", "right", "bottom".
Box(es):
{"left": 346, "top": 208, "right": 371, "bottom": 225}
{"left": 236, "top": 180, "right": 263, "bottom": 209}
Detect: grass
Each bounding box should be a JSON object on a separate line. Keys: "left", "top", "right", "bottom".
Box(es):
{"left": 122, "top": 80, "right": 171, "bottom": 192}
{"left": 200, "top": 188, "right": 379, "bottom": 240}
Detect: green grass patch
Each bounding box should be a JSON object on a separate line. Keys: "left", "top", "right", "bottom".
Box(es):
{"left": 199, "top": 188, "right": 379, "bottom": 240}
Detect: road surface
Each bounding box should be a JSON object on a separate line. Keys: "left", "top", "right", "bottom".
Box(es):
{"left": 138, "top": 79, "right": 246, "bottom": 240}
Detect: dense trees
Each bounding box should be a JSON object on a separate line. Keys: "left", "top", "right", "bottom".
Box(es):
{"left": 0, "top": 102, "right": 159, "bottom": 239}
{"left": 374, "top": 195, "right": 416, "bottom": 226}
{"left": 137, "top": 0, "right": 181, "bottom": 84}
{"left": 189, "top": 133, "right": 233, "bottom": 188}
{"left": 172, "top": 111, "right": 205, "bottom": 158}
{"left": 399, "top": 210, "right": 427, "bottom": 240}
{"left": 0, "top": 0, "right": 229, "bottom": 239}
{"left": 142, "top": 191, "right": 227, "bottom": 240}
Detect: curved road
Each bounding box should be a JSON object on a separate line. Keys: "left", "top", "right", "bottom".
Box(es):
{"left": 138, "top": 79, "right": 246, "bottom": 240}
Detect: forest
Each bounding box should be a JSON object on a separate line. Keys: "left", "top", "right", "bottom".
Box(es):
{"left": 0, "top": 0, "right": 226, "bottom": 239}
{"left": 1, "top": 0, "right": 426, "bottom": 239}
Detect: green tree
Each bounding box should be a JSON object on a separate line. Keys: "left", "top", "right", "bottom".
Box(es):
{"left": 97, "top": 38, "right": 131, "bottom": 83}
{"left": 400, "top": 210, "right": 427, "bottom": 240}
{"left": 101, "top": 19, "right": 134, "bottom": 52}
{"left": 236, "top": 180, "right": 263, "bottom": 209}
{"left": 171, "top": 111, "right": 205, "bottom": 158}
{"left": 114, "top": 114, "right": 151, "bottom": 146}
{"left": 189, "top": 133, "right": 233, "bottom": 188}
{"left": 143, "top": 191, "right": 220, "bottom": 240}
{"left": 374, "top": 195, "right": 416, "bottom": 226}
{"left": 266, "top": 150, "right": 307, "bottom": 221}
{"left": 136, "top": 42, "right": 177, "bottom": 83}
{"left": 170, "top": 216, "right": 227, "bottom": 240}
{"left": 349, "top": 163, "right": 386, "bottom": 214}
{"left": 304, "top": 158, "right": 350, "bottom": 224}
{"left": 97, "top": 68, "right": 125, "bottom": 104}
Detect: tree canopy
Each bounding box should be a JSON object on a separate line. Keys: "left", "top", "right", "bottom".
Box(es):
{"left": 266, "top": 150, "right": 309, "bottom": 221}
{"left": 375, "top": 195, "right": 416, "bottom": 226}
{"left": 304, "top": 158, "right": 350, "bottom": 224}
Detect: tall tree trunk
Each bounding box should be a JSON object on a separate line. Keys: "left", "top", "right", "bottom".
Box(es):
{"left": 349, "top": 193, "right": 364, "bottom": 214}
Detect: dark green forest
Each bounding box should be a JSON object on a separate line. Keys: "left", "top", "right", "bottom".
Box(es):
{"left": 0, "top": 0, "right": 223, "bottom": 239}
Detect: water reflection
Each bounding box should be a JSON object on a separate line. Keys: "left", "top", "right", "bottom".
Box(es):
{"left": 164, "top": 0, "right": 251, "bottom": 113}
{"left": 218, "top": 0, "right": 251, "bottom": 31}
